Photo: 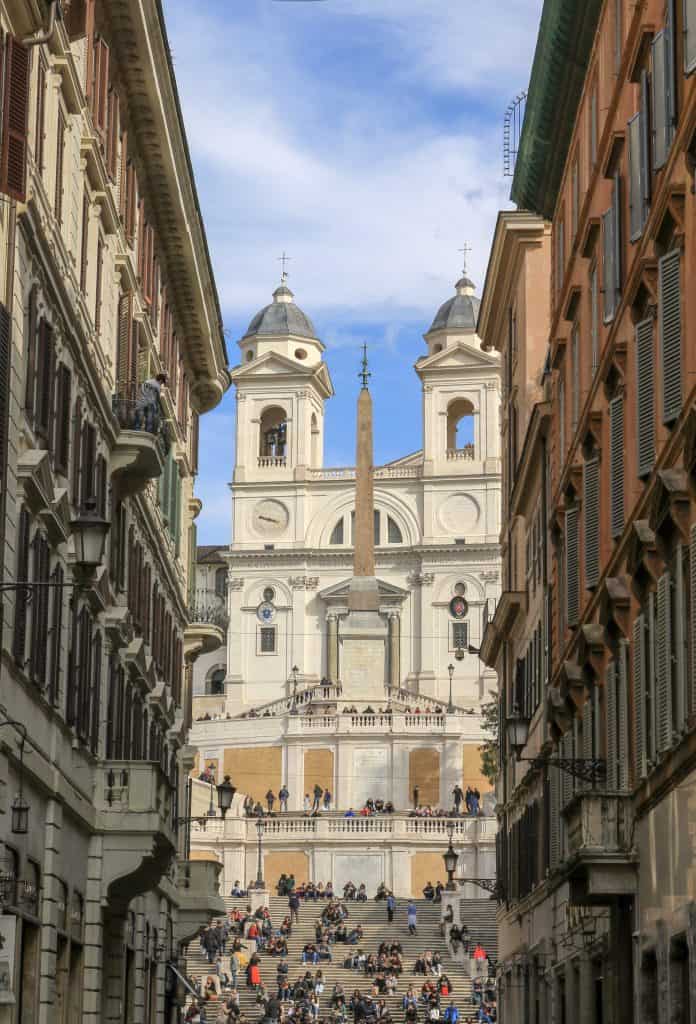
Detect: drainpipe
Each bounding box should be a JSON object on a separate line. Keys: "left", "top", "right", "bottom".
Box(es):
{"left": 22, "top": 0, "right": 61, "bottom": 47}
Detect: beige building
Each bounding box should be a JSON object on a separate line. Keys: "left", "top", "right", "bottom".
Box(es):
{"left": 0, "top": 1, "right": 228, "bottom": 1021}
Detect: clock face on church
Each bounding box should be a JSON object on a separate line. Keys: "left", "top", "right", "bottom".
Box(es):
{"left": 251, "top": 499, "right": 289, "bottom": 536}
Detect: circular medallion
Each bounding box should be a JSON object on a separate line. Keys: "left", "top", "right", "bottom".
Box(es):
{"left": 251, "top": 499, "right": 289, "bottom": 536}
{"left": 449, "top": 596, "right": 469, "bottom": 619}
{"left": 438, "top": 493, "right": 480, "bottom": 534}
{"left": 257, "top": 602, "right": 276, "bottom": 623}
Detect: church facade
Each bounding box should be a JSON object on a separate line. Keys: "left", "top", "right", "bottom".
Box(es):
{"left": 190, "top": 272, "right": 502, "bottom": 896}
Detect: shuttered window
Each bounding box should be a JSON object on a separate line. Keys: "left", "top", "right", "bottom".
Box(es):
{"left": 558, "top": 372, "right": 565, "bottom": 458}
{"left": 13, "top": 506, "right": 30, "bottom": 665}
{"left": 54, "top": 365, "right": 71, "bottom": 476}
{"left": 95, "top": 453, "right": 107, "bottom": 518}
{"left": 94, "top": 236, "right": 104, "bottom": 336}
{"left": 0, "top": 36, "right": 30, "bottom": 202}
{"left": 656, "top": 571, "right": 673, "bottom": 754}
{"left": 583, "top": 457, "right": 600, "bottom": 589}
{"left": 606, "top": 660, "right": 618, "bottom": 788}
{"left": 92, "top": 36, "right": 109, "bottom": 135}
{"left": 90, "top": 631, "right": 102, "bottom": 755}
{"left": 555, "top": 217, "right": 565, "bottom": 298}
{"left": 633, "top": 615, "right": 647, "bottom": 781}
{"left": 674, "top": 548, "right": 688, "bottom": 735}
{"left": 571, "top": 322, "right": 580, "bottom": 432}
{"left": 571, "top": 156, "right": 579, "bottom": 238}
{"left": 652, "top": 28, "right": 676, "bottom": 169}
{"left": 79, "top": 191, "right": 90, "bottom": 293}
{"left": 24, "top": 284, "right": 37, "bottom": 418}
{"left": 628, "top": 113, "right": 641, "bottom": 241}
{"left": 589, "top": 83, "right": 598, "bottom": 171}
{"left": 54, "top": 112, "right": 65, "bottom": 225}
{"left": 686, "top": 0, "right": 696, "bottom": 73}
{"left": 659, "top": 249, "right": 682, "bottom": 424}
{"left": 549, "top": 765, "right": 560, "bottom": 869}
{"left": 34, "top": 55, "right": 46, "bottom": 174}
{"left": 29, "top": 532, "right": 50, "bottom": 688}
{"left": 34, "top": 319, "right": 54, "bottom": 442}
{"left": 116, "top": 293, "right": 136, "bottom": 395}
{"left": 105, "top": 87, "right": 119, "bottom": 180}
{"left": 565, "top": 506, "right": 579, "bottom": 628}
{"left": 590, "top": 265, "right": 599, "bottom": 372}
{"left": 71, "top": 397, "right": 82, "bottom": 508}
{"left": 80, "top": 423, "right": 96, "bottom": 508}
{"left": 602, "top": 174, "right": 622, "bottom": 322}
{"left": 635, "top": 318, "right": 655, "bottom": 476}
{"left": 617, "top": 641, "right": 629, "bottom": 789}
{"left": 609, "top": 395, "right": 625, "bottom": 538}
{"left": 48, "top": 564, "right": 64, "bottom": 706}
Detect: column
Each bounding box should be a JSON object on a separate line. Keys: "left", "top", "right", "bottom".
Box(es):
{"left": 327, "top": 613, "right": 338, "bottom": 682}
{"left": 388, "top": 612, "right": 400, "bottom": 690}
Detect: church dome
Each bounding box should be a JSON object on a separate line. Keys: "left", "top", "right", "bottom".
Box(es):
{"left": 243, "top": 282, "right": 318, "bottom": 341}
{"left": 427, "top": 276, "right": 480, "bottom": 334}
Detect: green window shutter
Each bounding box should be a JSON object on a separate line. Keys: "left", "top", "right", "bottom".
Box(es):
{"left": 617, "top": 641, "right": 629, "bottom": 790}
{"left": 674, "top": 546, "right": 687, "bottom": 733}
{"left": 628, "top": 112, "right": 642, "bottom": 241}
{"left": 656, "top": 571, "right": 673, "bottom": 754}
{"left": 691, "top": 525, "right": 696, "bottom": 719}
{"left": 686, "top": 0, "right": 696, "bottom": 72}
{"left": 652, "top": 31, "right": 668, "bottom": 169}
{"left": 565, "top": 506, "right": 579, "bottom": 627}
{"left": 602, "top": 208, "right": 615, "bottom": 322}
{"left": 609, "top": 396, "right": 624, "bottom": 539}
{"left": 583, "top": 457, "right": 600, "bottom": 589}
{"left": 636, "top": 318, "right": 655, "bottom": 476}
{"left": 659, "top": 249, "right": 682, "bottom": 424}
{"left": 633, "top": 614, "right": 647, "bottom": 781}
{"left": 606, "top": 660, "right": 618, "bottom": 789}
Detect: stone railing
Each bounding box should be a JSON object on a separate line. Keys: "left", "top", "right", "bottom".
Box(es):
{"left": 308, "top": 465, "right": 421, "bottom": 481}
{"left": 190, "top": 814, "right": 496, "bottom": 845}
{"left": 95, "top": 761, "right": 176, "bottom": 841}
{"left": 257, "top": 456, "right": 287, "bottom": 468}
{"left": 283, "top": 712, "right": 468, "bottom": 736}
{"left": 445, "top": 446, "right": 475, "bottom": 461}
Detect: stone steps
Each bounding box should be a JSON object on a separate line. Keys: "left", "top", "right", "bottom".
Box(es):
{"left": 184, "top": 897, "right": 497, "bottom": 1024}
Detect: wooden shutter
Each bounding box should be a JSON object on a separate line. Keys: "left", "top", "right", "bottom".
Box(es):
{"left": 691, "top": 525, "right": 696, "bottom": 720}
{"left": 117, "top": 503, "right": 127, "bottom": 591}
{"left": 71, "top": 396, "right": 82, "bottom": 507}
{"left": 48, "top": 564, "right": 64, "bottom": 705}
{"left": 79, "top": 191, "right": 90, "bottom": 292}
{"left": 565, "top": 506, "right": 579, "bottom": 628}
{"left": 617, "top": 641, "right": 629, "bottom": 789}
{"left": 602, "top": 208, "right": 614, "bottom": 322}
{"left": 636, "top": 318, "right": 655, "bottom": 476}
{"left": 674, "top": 547, "right": 687, "bottom": 733}
{"left": 659, "top": 249, "right": 682, "bottom": 424}
{"left": 686, "top": 0, "right": 696, "bottom": 72}
{"left": 581, "top": 694, "right": 593, "bottom": 792}
{"left": 583, "top": 456, "right": 600, "bottom": 589}
{"left": 54, "top": 113, "right": 65, "bottom": 225}
{"left": 35, "top": 55, "right": 46, "bottom": 173}
{"left": 94, "top": 236, "right": 104, "bottom": 336}
{"left": 571, "top": 323, "right": 579, "bottom": 431}
{"left": 191, "top": 412, "right": 199, "bottom": 474}
{"left": 30, "top": 534, "right": 50, "bottom": 688}
{"left": 95, "top": 453, "right": 107, "bottom": 518}
{"left": 606, "top": 660, "right": 618, "bottom": 788}
{"left": 656, "top": 570, "right": 673, "bottom": 754}
{"left": 24, "top": 285, "right": 37, "bottom": 418}
{"left": 125, "top": 161, "right": 137, "bottom": 243}
{"left": 558, "top": 372, "right": 565, "bottom": 457}
{"left": 0, "top": 37, "right": 30, "bottom": 202}
{"left": 612, "top": 172, "right": 622, "bottom": 303}
{"left": 639, "top": 70, "right": 651, "bottom": 209}
{"left": 106, "top": 88, "right": 119, "bottom": 179}
{"left": 609, "top": 395, "right": 624, "bottom": 538}
{"left": 628, "top": 112, "right": 642, "bottom": 241}
{"left": 93, "top": 36, "right": 109, "bottom": 134}
{"left": 116, "top": 292, "right": 135, "bottom": 396}
{"left": 35, "top": 319, "right": 54, "bottom": 440}
{"left": 665, "top": 0, "right": 676, "bottom": 143}
{"left": 590, "top": 266, "right": 599, "bottom": 371}
{"left": 633, "top": 614, "right": 647, "bottom": 781}
{"left": 652, "top": 31, "right": 668, "bottom": 169}
{"left": 90, "top": 631, "right": 102, "bottom": 754}
{"left": 12, "top": 506, "right": 30, "bottom": 665}
{"left": 80, "top": 422, "right": 96, "bottom": 506}
{"left": 54, "top": 365, "right": 71, "bottom": 476}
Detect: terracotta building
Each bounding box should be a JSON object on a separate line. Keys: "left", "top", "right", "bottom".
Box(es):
{"left": 0, "top": 1, "right": 228, "bottom": 1021}
{"left": 480, "top": 0, "right": 696, "bottom": 1021}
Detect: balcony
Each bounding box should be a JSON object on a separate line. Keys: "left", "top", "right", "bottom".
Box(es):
{"left": 111, "top": 386, "right": 169, "bottom": 497}
{"left": 175, "top": 859, "right": 225, "bottom": 946}
{"left": 257, "top": 456, "right": 287, "bottom": 468}
{"left": 184, "top": 602, "right": 229, "bottom": 662}
{"left": 561, "top": 792, "right": 637, "bottom": 904}
{"left": 446, "top": 445, "right": 475, "bottom": 461}
{"left": 95, "top": 761, "right": 177, "bottom": 908}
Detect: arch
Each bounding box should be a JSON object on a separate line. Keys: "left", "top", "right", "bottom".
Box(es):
{"left": 446, "top": 397, "right": 475, "bottom": 452}
{"left": 242, "top": 577, "right": 292, "bottom": 609}
{"left": 259, "top": 405, "right": 287, "bottom": 458}
{"left": 435, "top": 573, "right": 485, "bottom": 604}
{"left": 206, "top": 666, "right": 226, "bottom": 695}
{"left": 309, "top": 489, "right": 419, "bottom": 549}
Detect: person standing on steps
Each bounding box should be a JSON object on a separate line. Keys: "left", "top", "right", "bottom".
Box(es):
{"left": 407, "top": 901, "right": 417, "bottom": 935}
{"left": 289, "top": 890, "right": 300, "bottom": 925}
{"left": 413, "top": 785, "right": 420, "bottom": 809}
{"left": 386, "top": 892, "right": 396, "bottom": 923}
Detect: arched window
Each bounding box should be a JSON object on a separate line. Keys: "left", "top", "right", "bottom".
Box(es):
{"left": 207, "top": 669, "right": 226, "bottom": 695}
{"left": 259, "top": 406, "right": 287, "bottom": 458}
{"left": 329, "top": 519, "right": 344, "bottom": 545}
{"left": 387, "top": 516, "right": 403, "bottom": 544}
{"left": 446, "top": 398, "right": 475, "bottom": 455}
{"left": 215, "top": 567, "right": 227, "bottom": 598}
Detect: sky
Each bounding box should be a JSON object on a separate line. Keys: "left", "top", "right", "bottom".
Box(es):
{"left": 162, "top": 0, "right": 544, "bottom": 544}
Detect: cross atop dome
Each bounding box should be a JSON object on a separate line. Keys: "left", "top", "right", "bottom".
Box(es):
{"left": 277, "top": 250, "right": 292, "bottom": 284}
{"left": 458, "top": 242, "right": 472, "bottom": 277}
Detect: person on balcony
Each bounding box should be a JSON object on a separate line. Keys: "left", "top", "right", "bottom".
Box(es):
{"left": 312, "top": 783, "right": 324, "bottom": 812}
{"left": 266, "top": 790, "right": 276, "bottom": 813}
{"left": 452, "top": 785, "right": 464, "bottom": 814}
{"left": 134, "top": 372, "right": 167, "bottom": 432}
{"left": 279, "top": 785, "right": 289, "bottom": 812}
{"left": 323, "top": 789, "right": 332, "bottom": 811}
{"left": 413, "top": 786, "right": 420, "bottom": 809}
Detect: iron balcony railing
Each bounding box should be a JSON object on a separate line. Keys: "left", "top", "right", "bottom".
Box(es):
{"left": 187, "top": 603, "right": 229, "bottom": 631}
{"left": 112, "top": 381, "right": 171, "bottom": 458}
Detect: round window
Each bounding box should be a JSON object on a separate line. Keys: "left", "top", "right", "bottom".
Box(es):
{"left": 294, "top": 348, "right": 308, "bottom": 360}
{"left": 263, "top": 586, "right": 276, "bottom": 602}
{"left": 454, "top": 582, "right": 467, "bottom": 596}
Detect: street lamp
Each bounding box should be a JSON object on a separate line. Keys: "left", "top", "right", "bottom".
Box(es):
{"left": 217, "top": 776, "right": 236, "bottom": 818}
{"left": 255, "top": 817, "right": 266, "bottom": 889}
{"left": 442, "top": 822, "right": 458, "bottom": 891}
{"left": 505, "top": 704, "right": 530, "bottom": 760}
{"left": 447, "top": 663, "right": 455, "bottom": 714}
{"left": 0, "top": 721, "right": 30, "bottom": 834}
{"left": 505, "top": 704, "right": 606, "bottom": 785}
{"left": 290, "top": 665, "right": 300, "bottom": 714}
{"left": 69, "top": 500, "right": 111, "bottom": 578}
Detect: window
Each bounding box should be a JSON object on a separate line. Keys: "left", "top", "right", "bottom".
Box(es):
{"left": 214, "top": 568, "right": 227, "bottom": 598}
{"left": 651, "top": 24, "right": 676, "bottom": 170}
{"left": 28, "top": 531, "right": 50, "bottom": 688}
{"left": 259, "top": 627, "right": 276, "bottom": 654}
{"left": 686, "top": 0, "right": 696, "bottom": 73}
{"left": 55, "top": 112, "right": 65, "bottom": 225}
{"left": 450, "top": 621, "right": 469, "bottom": 652}
{"left": 571, "top": 155, "right": 580, "bottom": 238}
{"left": 387, "top": 516, "right": 402, "bottom": 544}
{"left": 329, "top": 518, "right": 344, "bottom": 545}
{"left": 635, "top": 318, "right": 655, "bottom": 476}
{"left": 446, "top": 398, "right": 475, "bottom": 453}
{"left": 570, "top": 321, "right": 580, "bottom": 432}
{"left": 35, "top": 55, "right": 46, "bottom": 174}
{"left": 659, "top": 249, "right": 682, "bottom": 424}
{"left": 590, "top": 264, "right": 599, "bottom": 371}
{"left": 609, "top": 395, "right": 624, "bottom": 538}
{"left": 53, "top": 365, "right": 71, "bottom": 476}
{"left": 605, "top": 646, "right": 629, "bottom": 789}
{"left": 13, "top": 507, "right": 30, "bottom": 666}
{"left": 656, "top": 570, "right": 674, "bottom": 754}
{"left": 602, "top": 173, "right": 622, "bottom": 322}
{"left": 565, "top": 506, "right": 579, "bottom": 628}
{"left": 34, "top": 319, "right": 54, "bottom": 442}
{"left": 614, "top": 0, "right": 623, "bottom": 72}
{"left": 555, "top": 214, "right": 565, "bottom": 298}
{"left": 583, "top": 457, "right": 600, "bottom": 589}
{"left": 558, "top": 371, "right": 565, "bottom": 459}
{"left": 207, "top": 669, "right": 225, "bottom": 695}
{"left": 589, "top": 81, "right": 598, "bottom": 172}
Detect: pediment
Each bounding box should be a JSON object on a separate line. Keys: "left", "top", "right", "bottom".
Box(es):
{"left": 415, "top": 339, "right": 501, "bottom": 375}
{"left": 230, "top": 352, "right": 334, "bottom": 397}
{"left": 319, "top": 577, "right": 409, "bottom": 602}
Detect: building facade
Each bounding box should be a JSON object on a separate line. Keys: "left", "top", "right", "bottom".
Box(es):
{"left": 482, "top": 0, "right": 696, "bottom": 1021}
{"left": 189, "top": 273, "right": 502, "bottom": 896}
{"left": 0, "top": 1, "right": 228, "bottom": 1021}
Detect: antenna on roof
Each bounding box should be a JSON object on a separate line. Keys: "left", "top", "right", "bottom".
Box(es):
{"left": 503, "top": 91, "right": 527, "bottom": 177}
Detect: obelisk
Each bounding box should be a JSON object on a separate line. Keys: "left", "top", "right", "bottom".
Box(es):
{"left": 349, "top": 346, "right": 379, "bottom": 610}
{"left": 339, "top": 346, "right": 387, "bottom": 697}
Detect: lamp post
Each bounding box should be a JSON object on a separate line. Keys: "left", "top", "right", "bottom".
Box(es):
{"left": 447, "top": 663, "right": 455, "bottom": 714}
{"left": 505, "top": 704, "right": 606, "bottom": 785}
{"left": 290, "top": 665, "right": 300, "bottom": 714}
{"left": 255, "top": 817, "right": 266, "bottom": 889}
{"left": 442, "top": 822, "right": 458, "bottom": 891}
{"left": 0, "top": 720, "right": 29, "bottom": 834}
